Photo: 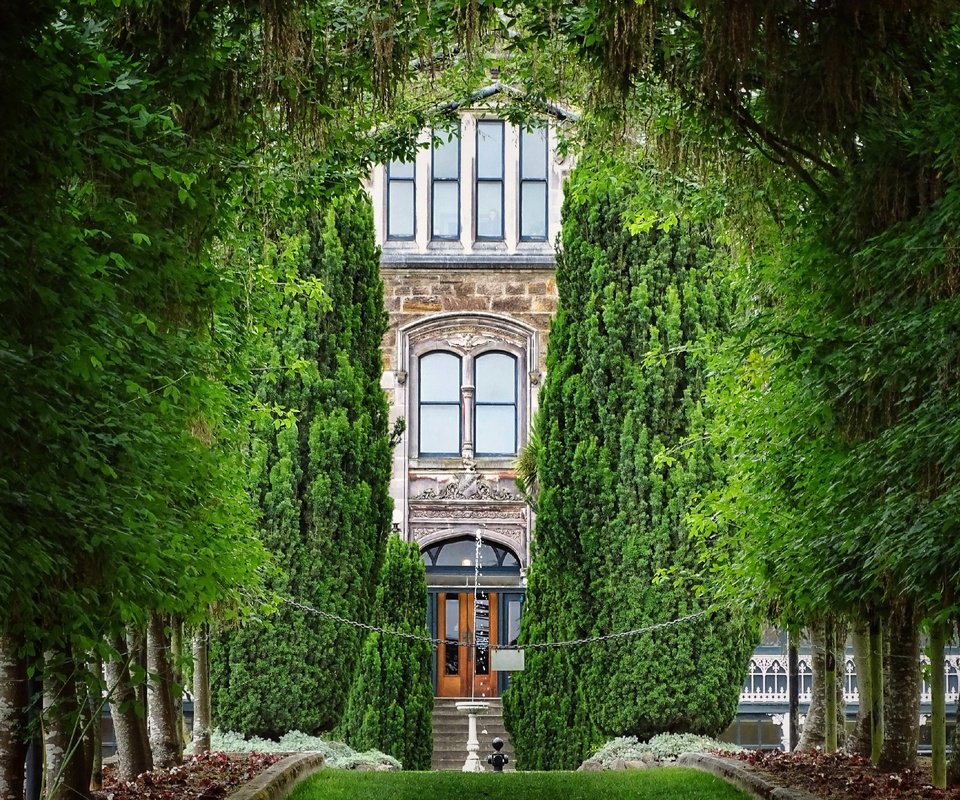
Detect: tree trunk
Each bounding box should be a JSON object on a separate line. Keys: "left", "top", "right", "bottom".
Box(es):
{"left": 948, "top": 693, "right": 960, "bottom": 786}
{"left": 848, "top": 616, "right": 872, "bottom": 757}
{"left": 77, "top": 662, "right": 95, "bottom": 796}
{"left": 798, "top": 619, "right": 846, "bottom": 751}
{"left": 788, "top": 631, "right": 799, "bottom": 752}
{"left": 85, "top": 653, "right": 103, "bottom": 791}
{"left": 836, "top": 619, "right": 848, "bottom": 750}
{"left": 146, "top": 611, "right": 181, "bottom": 768}
{"left": 0, "top": 633, "right": 29, "bottom": 800}
{"left": 930, "top": 620, "right": 947, "bottom": 789}
{"left": 169, "top": 616, "right": 185, "bottom": 754}
{"left": 104, "top": 634, "right": 152, "bottom": 781}
{"left": 127, "top": 627, "right": 148, "bottom": 723}
{"left": 799, "top": 622, "right": 826, "bottom": 750}
{"left": 89, "top": 654, "right": 104, "bottom": 791}
{"left": 824, "top": 616, "right": 838, "bottom": 753}
{"left": 43, "top": 647, "right": 89, "bottom": 800}
{"left": 869, "top": 614, "right": 885, "bottom": 765}
{"left": 879, "top": 598, "right": 920, "bottom": 771}
{"left": 191, "top": 624, "right": 211, "bottom": 755}
{"left": 25, "top": 676, "right": 42, "bottom": 800}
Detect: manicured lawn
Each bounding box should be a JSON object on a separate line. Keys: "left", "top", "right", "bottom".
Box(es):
{"left": 288, "top": 768, "right": 750, "bottom": 800}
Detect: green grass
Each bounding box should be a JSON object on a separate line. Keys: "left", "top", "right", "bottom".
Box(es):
{"left": 287, "top": 768, "right": 750, "bottom": 800}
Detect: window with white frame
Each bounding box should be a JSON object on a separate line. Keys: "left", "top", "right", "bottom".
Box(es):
{"left": 475, "top": 352, "right": 516, "bottom": 455}
{"left": 418, "top": 351, "right": 462, "bottom": 455}
{"left": 476, "top": 120, "right": 504, "bottom": 240}
{"left": 415, "top": 348, "right": 519, "bottom": 458}
{"left": 431, "top": 127, "right": 460, "bottom": 240}
{"left": 383, "top": 117, "right": 555, "bottom": 246}
{"left": 519, "top": 125, "right": 548, "bottom": 240}
{"left": 387, "top": 159, "right": 415, "bottom": 239}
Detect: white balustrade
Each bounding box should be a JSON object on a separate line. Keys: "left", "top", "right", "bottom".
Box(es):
{"left": 739, "top": 653, "right": 960, "bottom": 706}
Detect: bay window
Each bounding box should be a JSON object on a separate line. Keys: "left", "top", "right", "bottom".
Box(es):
{"left": 383, "top": 117, "right": 554, "bottom": 247}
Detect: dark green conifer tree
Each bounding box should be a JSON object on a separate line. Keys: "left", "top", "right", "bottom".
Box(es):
{"left": 211, "top": 190, "right": 393, "bottom": 737}
{"left": 504, "top": 158, "right": 755, "bottom": 769}
{"left": 336, "top": 536, "right": 433, "bottom": 769}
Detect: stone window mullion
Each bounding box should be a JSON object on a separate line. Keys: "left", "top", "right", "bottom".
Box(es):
{"left": 461, "top": 355, "right": 476, "bottom": 458}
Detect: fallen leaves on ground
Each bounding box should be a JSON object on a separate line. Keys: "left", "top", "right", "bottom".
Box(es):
{"left": 732, "top": 749, "right": 960, "bottom": 799}
{"left": 93, "top": 751, "right": 284, "bottom": 800}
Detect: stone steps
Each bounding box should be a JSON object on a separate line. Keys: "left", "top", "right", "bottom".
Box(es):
{"left": 431, "top": 698, "right": 516, "bottom": 771}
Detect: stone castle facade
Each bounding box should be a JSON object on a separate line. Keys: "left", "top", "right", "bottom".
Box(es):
{"left": 367, "top": 100, "right": 571, "bottom": 696}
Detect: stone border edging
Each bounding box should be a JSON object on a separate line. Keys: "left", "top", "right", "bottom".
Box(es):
{"left": 227, "top": 752, "right": 326, "bottom": 800}
{"left": 677, "top": 753, "right": 820, "bottom": 800}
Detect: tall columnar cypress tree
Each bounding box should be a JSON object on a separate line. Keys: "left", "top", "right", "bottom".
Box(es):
{"left": 336, "top": 536, "right": 433, "bottom": 770}
{"left": 504, "top": 160, "right": 755, "bottom": 769}
{"left": 211, "top": 190, "right": 392, "bottom": 737}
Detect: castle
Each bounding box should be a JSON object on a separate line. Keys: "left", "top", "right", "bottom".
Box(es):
{"left": 369, "top": 91, "right": 572, "bottom": 699}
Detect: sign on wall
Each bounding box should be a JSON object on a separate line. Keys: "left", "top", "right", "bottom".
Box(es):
{"left": 492, "top": 648, "right": 525, "bottom": 672}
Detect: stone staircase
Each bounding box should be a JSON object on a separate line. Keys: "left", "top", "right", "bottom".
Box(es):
{"left": 431, "top": 697, "right": 516, "bottom": 771}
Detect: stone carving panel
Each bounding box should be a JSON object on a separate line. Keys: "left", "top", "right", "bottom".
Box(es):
{"left": 412, "top": 472, "right": 522, "bottom": 502}
{"left": 408, "top": 321, "right": 527, "bottom": 353}
{"left": 409, "top": 505, "right": 526, "bottom": 521}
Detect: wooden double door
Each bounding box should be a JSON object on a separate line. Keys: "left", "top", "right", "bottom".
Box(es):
{"left": 437, "top": 591, "right": 498, "bottom": 698}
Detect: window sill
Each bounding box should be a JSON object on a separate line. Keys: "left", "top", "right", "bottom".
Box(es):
{"left": 516, "top": 240, "right": 552, "bottom": 251}
{"left": 410, "top": 456, "right": 518, "bottom": 470}
{"left": 473, "top": 240, "right": 508, "bottom": 251}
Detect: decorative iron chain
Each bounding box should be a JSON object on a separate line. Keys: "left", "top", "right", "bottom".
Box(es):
{"left": 280, "top": 596, "right": 709, "bottom": 651}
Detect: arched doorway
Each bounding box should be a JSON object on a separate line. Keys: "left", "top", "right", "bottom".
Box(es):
{"left": 421, "top": 537, "right": 524, "bottom": 698}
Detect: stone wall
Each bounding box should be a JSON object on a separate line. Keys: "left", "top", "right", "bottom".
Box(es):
{"left": 379, "top": 265, "right": 558, "bottom": 544}
{"left": 381, "top": 267, "right": 557, "bottom": 385}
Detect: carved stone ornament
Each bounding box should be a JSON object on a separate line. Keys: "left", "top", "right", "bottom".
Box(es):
{"left": 409, "top": 507, "right": 525, "bottom": 520}
{"left": 412, "top": 525, "right": 523, "bottom": 545}
{"left": 413, "top": 472, "right": 522, "bottom": 501}
{"left": 395, "top": 370, "right": 408, "bottom": 385}
{"left": 529, "top": 370, "right": 542, "bottom": 386}
{"left": 431, "top": 327, "right": 525, "bottom": 352}
{"left": 446, "top": 333, "right": 494, "bottom": 351}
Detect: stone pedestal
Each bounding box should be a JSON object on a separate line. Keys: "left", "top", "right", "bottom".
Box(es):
{"left": 455, "top": 701, "right": 489, "bottom": 772}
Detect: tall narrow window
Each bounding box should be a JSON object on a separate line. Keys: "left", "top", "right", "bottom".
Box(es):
{"left": 431, "top": 127, "right": 460, "bottom": 240}
{"left": 444, "top": 596, "right": 459, "bottom": 675}
{"left": 419, "top": 352, "right": 461, "bottom": 455}
{"left": 475, "top": 352, "right": 517, "bottom": 455}
{"left": 476, "top": 120, "right": 504, "bottom": 240}
{"left": 520, "top": 126, "right": 548, "bottom": 240}
{"left": 387, "top": 160, "right": 415, "bottom": 239}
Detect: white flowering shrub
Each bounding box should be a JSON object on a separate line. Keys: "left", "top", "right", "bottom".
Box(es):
{"left": 588, "top": 733, "right": 742, "bottom": 766}
{"left": 199, "top": 729, "right": 401, "bottom": 770}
